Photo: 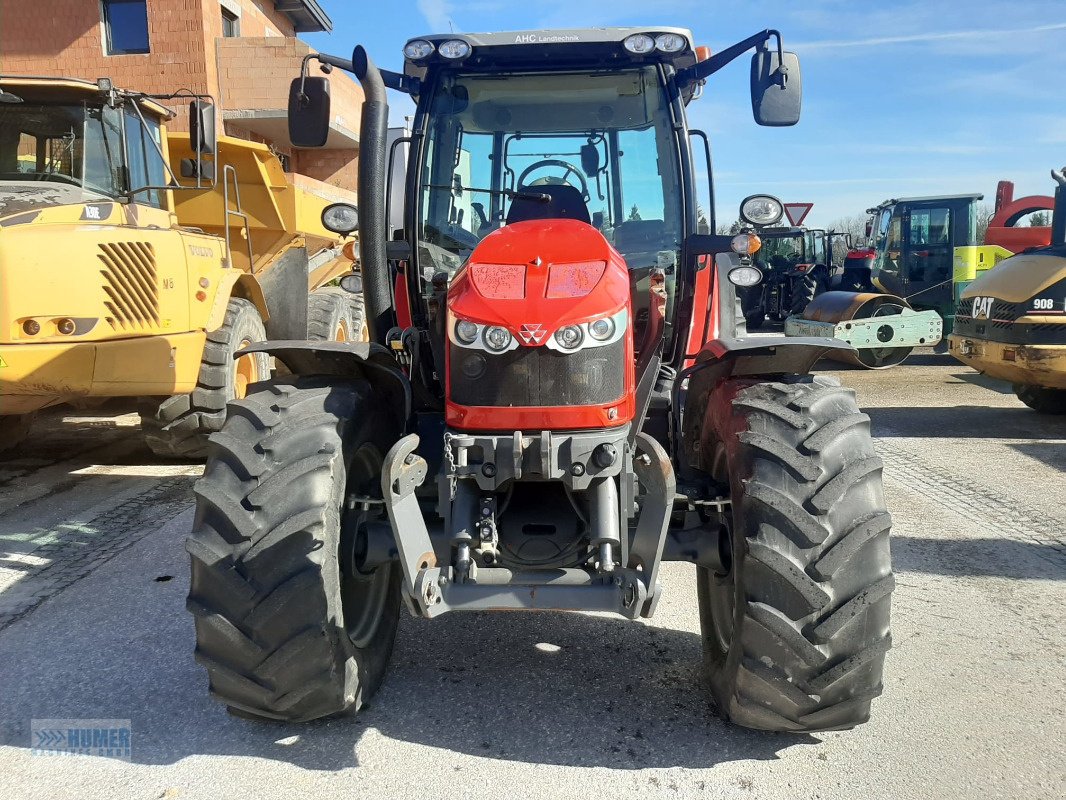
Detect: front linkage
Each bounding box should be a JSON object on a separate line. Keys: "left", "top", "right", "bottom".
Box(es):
{"left": 380, "top": 429, "right": 674, "bottom": 619}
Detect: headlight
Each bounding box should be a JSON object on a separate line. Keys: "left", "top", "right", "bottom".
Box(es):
{"left": 403, "top": 40, "right": 435, "bottom": 59}
{"left": 455, "top": 319, "right": 479, "bottom": 345}
{"left": 554, "top": 325, "right": 584, "bottom": 350}
{"left": 438, "top": 39, "right": 471, "bottom": 59}
{"left": 728, "top": 266, "right": 763, "bottom": 287}
{"left": 321, "top": 203, "right": 359, "bottom": 234}
{"left": 588, "top": 317, "right": 615, "bottom": 341}
{"left": 484, "top": 326, "right": 513, "bottom": 352}
{"left": 739, "top": 194, "right": 784, "bottom": 227}
{"left": 655, "top": 33, "right": 686, "bottom": 53}
{"left": 623, "top": 34, "right": 656, "bottom": 54}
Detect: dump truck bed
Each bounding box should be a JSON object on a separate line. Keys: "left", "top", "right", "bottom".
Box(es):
{"left": 167, "top": 133, "right": 355, "bottom": 282}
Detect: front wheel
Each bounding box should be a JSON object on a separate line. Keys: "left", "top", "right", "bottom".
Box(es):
{"left": 697, "top": 375, "right": 893, "bottom": 732}
{"left": 1014, "top": 383, "right": 1066, "bottom": 414}
{"left": 141, "top": 297, "right": 269, "bottom": 458}
{"left": 186, "top": 377, "right": 402, "bottom": 721}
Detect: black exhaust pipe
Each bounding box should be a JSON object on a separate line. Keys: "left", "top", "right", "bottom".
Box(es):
{"left": 351, "top": 45, "right": 393, "bottom": 344}
{"left": 1052, "top": 166, "right": 1066, "bottom": 248}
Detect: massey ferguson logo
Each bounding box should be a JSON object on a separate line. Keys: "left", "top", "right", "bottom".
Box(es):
{"left": 518, "top": 323, "right": 546, "bottom": 345}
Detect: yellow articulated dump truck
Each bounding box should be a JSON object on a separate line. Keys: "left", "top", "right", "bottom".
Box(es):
{"left": 0, "top": 76, "right": 363, "bottom": 456}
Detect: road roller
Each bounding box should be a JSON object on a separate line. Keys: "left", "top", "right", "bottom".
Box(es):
{"left": 785, "top": 186, "right": 1055, "bottom": 368}
{"left": 949, "top": 167, "right": 1066, "bottom": 413}
{"left": 785, "top": 291, "right": 943, "bottom": 368}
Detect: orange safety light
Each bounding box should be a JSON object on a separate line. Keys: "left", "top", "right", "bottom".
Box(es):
{"left": 695, "top": 45, "right": 712, "bottom": 62}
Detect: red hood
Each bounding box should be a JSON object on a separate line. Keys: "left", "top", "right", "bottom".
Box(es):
{"left": 448, "top": 219, "right": 631, "bottom": 338}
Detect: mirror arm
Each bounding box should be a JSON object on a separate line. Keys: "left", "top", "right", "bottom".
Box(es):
{"left": 678, "top": 29, "right": 784, "bottom": 87}
{"left": 296, "top": 52, "right": 419, "bottom": 96}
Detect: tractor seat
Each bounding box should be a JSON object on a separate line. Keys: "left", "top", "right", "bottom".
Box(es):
{"left": 505, "top": 184, "right": 591, "bottom": 226}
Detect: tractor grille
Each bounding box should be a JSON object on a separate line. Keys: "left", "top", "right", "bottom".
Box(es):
{"left": 450, "top": 339, "right": 625, "bottom": 408}
{"left": 98, "top": 242, "right": 160, "bottom": 331}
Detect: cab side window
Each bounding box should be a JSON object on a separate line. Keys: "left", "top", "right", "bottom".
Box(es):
{"left": 123, "top": 107, "right": 166, "bottom": 209}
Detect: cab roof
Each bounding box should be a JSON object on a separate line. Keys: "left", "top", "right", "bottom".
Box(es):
{"left": 0, "top": 76, "right": 172, "bottom": 118}
{"left": 402, "top": 27, "right": 702, "bottom": 102}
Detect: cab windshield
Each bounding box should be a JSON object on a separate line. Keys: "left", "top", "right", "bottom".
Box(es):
{"left": 758, "top": 235, "right": 804, "bottom": 268}
{"left": 417, "top": 66, "right": 683, "bottom": 298}
{"left": 0, "top": 100, "right": 165, "bottom": 205}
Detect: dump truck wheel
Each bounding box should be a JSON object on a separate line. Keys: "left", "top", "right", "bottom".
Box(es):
{"left": 1014, "top": 384, "right": 1066, "bottom": 415}
{"left": 0, "top": 413, "right": 35, "bottom": 456}
{"left": 697, "top": 375, "right": 893, "bottom": 732}
{"left": 308, "top": 287, "right": 368, "bottom": 343}
{"left": 186, "top": 377, "right": 402, "bottom": 722}
{"left": 141, "top": 298, "right": 269, "bottom": 459}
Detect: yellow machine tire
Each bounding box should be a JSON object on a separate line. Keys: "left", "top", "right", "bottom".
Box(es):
{"left": 1014, "top": 384, "right": 1066, "bottom": 415}
{"left": 140, "top": 298, "right": 269, "bottom": 459}
{"left": 0, "top": 413, "right": 36, "bottom": 457}
{"left": 308, "top": 287, "right": 368, "bottom": 343}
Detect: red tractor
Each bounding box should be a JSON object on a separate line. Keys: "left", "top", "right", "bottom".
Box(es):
{"left": 187, "top": 27, "right": 893, "bottom": 733}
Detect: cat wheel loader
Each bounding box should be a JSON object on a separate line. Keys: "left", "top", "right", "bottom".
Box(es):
{"left": 949, "top": 167, "right": 1066, "bottom": 413}
{"left": 187, "top": 28, "right": 894, "bottom": 733}
{"left": 0, "top": 76, "right": 362, "bottom": 457}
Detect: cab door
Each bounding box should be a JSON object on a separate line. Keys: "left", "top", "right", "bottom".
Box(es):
{"left": 901, "top": 204, "right": 953, "bottom": 307}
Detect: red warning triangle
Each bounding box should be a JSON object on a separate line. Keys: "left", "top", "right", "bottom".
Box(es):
{"left": 783, "top": 202, "right": 813, "bottom": 227}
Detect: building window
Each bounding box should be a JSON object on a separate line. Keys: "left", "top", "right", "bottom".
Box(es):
{"left": 102, "top": 0, "right": 150, "bottom": 55}
{"left": 221, "top": 6, "right": 240, "bottom": 38}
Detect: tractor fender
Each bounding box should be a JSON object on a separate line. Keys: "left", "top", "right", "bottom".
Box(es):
{"left": 238, "top": 340, "right": 411, "bottom": 431}
{"left": 205, "top": 272, "right": 271, "bottom": 331}
{"left": 677, "top": 336, "right": 853, "bottom": 474}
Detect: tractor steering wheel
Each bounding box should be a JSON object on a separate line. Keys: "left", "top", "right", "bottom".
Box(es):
{"left": 516, "top": 159, "right": 590, "bottom": 201}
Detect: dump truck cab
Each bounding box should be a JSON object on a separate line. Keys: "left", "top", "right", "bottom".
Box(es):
{"left": 0, "top": 75, "right": 361, "bottom": 456}
{"left": 0, "top": 77, "right": 224, "bottom": 419}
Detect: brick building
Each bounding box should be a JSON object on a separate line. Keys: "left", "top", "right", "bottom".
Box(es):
{"left": 0, "top": 0, "right": 360, "bottom": 193}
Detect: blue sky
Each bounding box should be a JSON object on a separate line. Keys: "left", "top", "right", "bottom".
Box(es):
{"left": 304, "top": 0, "right": 1066, "bottom": 228}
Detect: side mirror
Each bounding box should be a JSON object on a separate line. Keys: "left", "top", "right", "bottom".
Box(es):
{"left": 750, "top": 49, "right": 802, "bottom": 127}
{"left": 580, "top": 143, "right": 600, "bottom": 177}
{"left": 322, "top": 202, "right": 358, "bottom": 235}
{"left": 865, "top": 220, "right": 873, "bottom": 237}
{"left": 189, "top": 99, "right": 216, "bottom": 154}
{"left": 288, "top": 77, "right": 331, "bottom": 148}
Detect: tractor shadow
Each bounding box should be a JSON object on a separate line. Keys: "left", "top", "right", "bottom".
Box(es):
{"left": 0, "top": 524, "right": 818, "bottom": 773}
{"left": 364, "top": 611, "right": 818, "bottom": 769}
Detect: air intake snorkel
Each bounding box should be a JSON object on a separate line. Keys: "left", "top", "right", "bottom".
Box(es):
{"left": 351, "top": 46, "right": 393, "bottom": 344}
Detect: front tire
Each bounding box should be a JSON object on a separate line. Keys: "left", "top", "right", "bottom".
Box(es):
{"left": 186, "top": 377, "right": 402, "bottom": 722}
{"left": 1014, "top": 383, "right": 1066, "bottom": 414}
{"left": 697, "top": 375, "right": 893, "bottom": 732}
{"left": 141, "top": 298, "right": 269, "bottom": 459}
{"left": 308, "top": 287, "right": 368, "bottom": 343}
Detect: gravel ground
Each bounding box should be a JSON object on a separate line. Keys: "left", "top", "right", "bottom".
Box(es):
{"left": 0, "top": 354, "right": 1063, "bottom": 800}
